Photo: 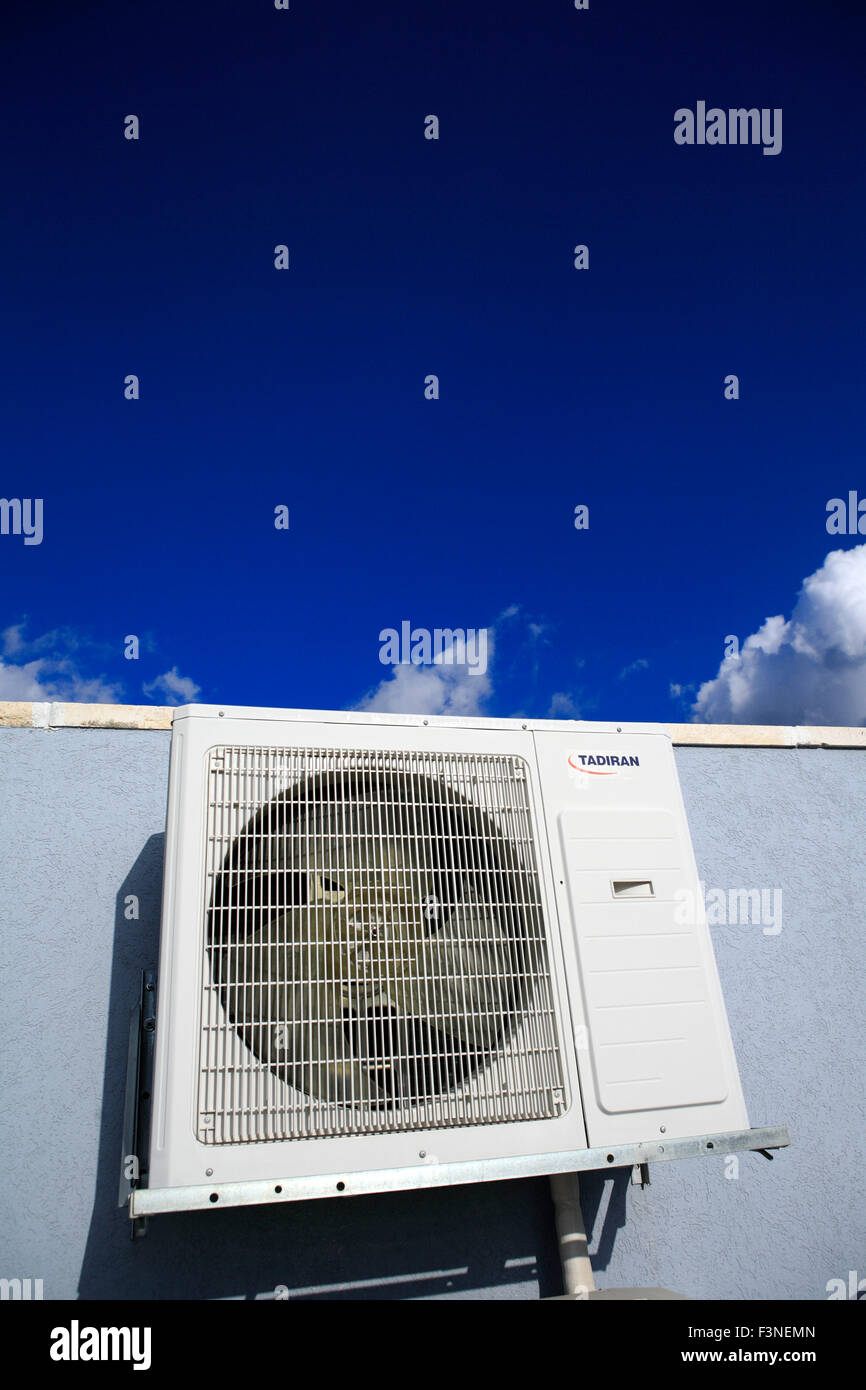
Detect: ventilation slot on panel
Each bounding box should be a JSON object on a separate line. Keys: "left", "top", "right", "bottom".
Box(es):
{"left": 198, "top": 744, "right": 567, "bottom": 1144}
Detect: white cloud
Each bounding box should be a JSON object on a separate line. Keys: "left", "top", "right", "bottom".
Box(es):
{"left": 691, "top": 544, "right": 866, "bottom": 725}
{"left": 357, "top": 631, "right": 493, "bottom": 716}
{"left": 142, "top": 667, "right": 201, "bottom": 706}
{"left": 0, "top": 653, "right": 121, "bottom": 703}
{"left": 0, "top": 621, "right": 200, "bottom": 707}
{"left": 619, "top": 657, "right": 649, "bottom": 680}
{"left": 548, "top": 691, "right": 581, "bottom": 717}
{"left": 0, "top": 621, "right": 120, "bottom": 701}
{"left": 1, "top": 623, "right": 26, "bottom": 656}
{"left": 2, "top": 622, "right": 83, "bottom": 659}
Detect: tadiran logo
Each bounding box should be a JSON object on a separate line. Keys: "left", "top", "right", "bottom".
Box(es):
{"left": 567, "top": 752, "right": 640, "bottom": 779}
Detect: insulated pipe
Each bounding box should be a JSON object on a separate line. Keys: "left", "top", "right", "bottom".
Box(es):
{"left": 549, "top": 1172, "right": 596, "bottom": 1297}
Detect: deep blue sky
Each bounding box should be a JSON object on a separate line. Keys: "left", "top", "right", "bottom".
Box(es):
{"left": 1, "top": 0, "right": 864, "bottom": 721}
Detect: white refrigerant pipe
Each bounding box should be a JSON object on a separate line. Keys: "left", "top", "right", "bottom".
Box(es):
{"left": 549, "top": 1172, "right": 596, "bottom": 1297}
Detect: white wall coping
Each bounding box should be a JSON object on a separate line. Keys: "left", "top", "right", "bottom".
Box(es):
{"left": 0, "top": 701, "right": 863, "bottom": 747}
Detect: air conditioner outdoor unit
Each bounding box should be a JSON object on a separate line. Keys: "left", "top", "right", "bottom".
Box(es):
{"left": 128, "top": 705, "right": 788, "bottom": 1221}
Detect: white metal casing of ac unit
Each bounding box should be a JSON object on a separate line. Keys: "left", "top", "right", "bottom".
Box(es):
{"left": 145, "top": 705, "right": 751, "bottom": 1200}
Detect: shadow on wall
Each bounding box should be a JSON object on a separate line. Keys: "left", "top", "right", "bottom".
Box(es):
{"left": 577, "top": 1169, "right": 631, "bottom": 1273}
{"left": 77, "top": 837, "right": 602, "bottom": 1301}
{"left": 78, "top": 832, "right": 163, "bottom": 1299}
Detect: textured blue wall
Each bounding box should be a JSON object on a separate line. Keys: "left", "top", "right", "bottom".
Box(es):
{"left": 0, "top": 730, "right": 863, "bottom": 1300}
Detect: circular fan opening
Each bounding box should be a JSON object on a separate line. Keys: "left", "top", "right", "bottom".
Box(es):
{"left": 207, "top": 766, "right": 537, "bottom": 1109}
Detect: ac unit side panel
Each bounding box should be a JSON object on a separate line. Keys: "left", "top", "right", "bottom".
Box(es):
{"left": 148, "top": 712, "right": 588, "bottom": 1191}
{"left": 150, "top": 720, "right": 213, "bottom": 1187}
{"left": 533, "top": 728, "right": 749, "bottom": 1148}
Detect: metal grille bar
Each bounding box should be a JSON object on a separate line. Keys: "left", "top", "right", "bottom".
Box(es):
{"left": 197, "top": 745, "right": 567, "bottom": 1143}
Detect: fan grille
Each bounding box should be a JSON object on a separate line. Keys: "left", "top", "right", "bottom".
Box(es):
{"left": 197, "top": 744, "right": 567, "bottom": 1142}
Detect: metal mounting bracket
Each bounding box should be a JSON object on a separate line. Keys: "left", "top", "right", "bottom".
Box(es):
{"left": 120, "top": 968, "right": 156, "bottom": 1239}
{"left": 129, "top": 1124, "right": 790, "bottom": 1219}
